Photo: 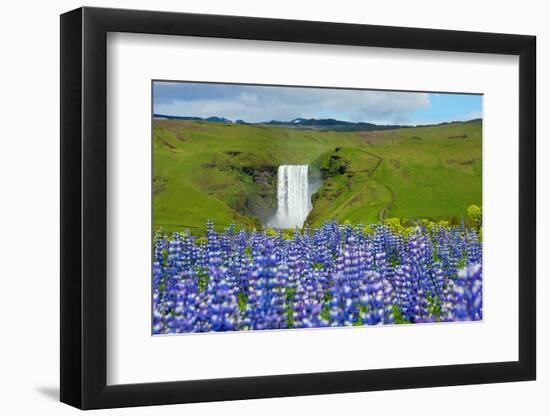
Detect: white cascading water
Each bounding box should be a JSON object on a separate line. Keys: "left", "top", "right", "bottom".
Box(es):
{"left": 269, "top": 165, "right": 312, "bottom": 229}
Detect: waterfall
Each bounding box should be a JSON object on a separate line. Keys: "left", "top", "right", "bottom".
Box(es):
{"left": 269, "top": 165, "right": 312, "bottom": 229}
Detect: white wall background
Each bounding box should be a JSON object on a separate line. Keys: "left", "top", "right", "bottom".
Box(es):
{"left": 0, "top": 0, "right": 545, "bottom": 415}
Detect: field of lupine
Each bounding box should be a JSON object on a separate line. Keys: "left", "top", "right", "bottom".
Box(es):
{"left": 153, "top": 220, "right": 482, "bottom": 334}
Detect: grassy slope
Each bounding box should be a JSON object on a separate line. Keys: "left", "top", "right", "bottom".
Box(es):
{"left": 308, "top": 147, "right": 389, "bottom": 225}
{"left": 373, "top": 122, "right": 482, "bottom": 221}
{"left": 309, "top": 122, "right": 482, "bottom": 225}
{"left": 153, "top": 120, "right": 361, "bottom": 232}
{"left": 153, "top": 119, "right": 482, "bottom": 233}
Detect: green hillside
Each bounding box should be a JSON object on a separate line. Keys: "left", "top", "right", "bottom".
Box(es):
{"left": 153, "top": 119, "right": 482, "bottom": 233}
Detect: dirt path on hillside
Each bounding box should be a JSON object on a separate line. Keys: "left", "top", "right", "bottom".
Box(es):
{"left": 356, "top": 148, "right": 396, "bottom": 221}
{"left": 378, "top": 185, "right": 396, "bottom": 221}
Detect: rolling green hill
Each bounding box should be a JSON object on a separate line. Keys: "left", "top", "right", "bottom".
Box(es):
{"left": 153, "top": 119, "right": 481, "bottom": 233}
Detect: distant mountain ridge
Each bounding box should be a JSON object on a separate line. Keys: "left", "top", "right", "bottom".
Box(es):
{"left": 262, "top": 117, "right": 407, "bottom": 131}
{"left": 153, "top": 114, "right": 481, "bottom": 132}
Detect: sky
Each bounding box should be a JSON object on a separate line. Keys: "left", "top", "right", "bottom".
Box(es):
{"left": 153, "top": 81, "right": 482, "bottom": 126}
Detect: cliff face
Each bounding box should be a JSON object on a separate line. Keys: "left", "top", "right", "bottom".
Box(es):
{"left": 238, "top": 165, "right": 278, "bottom": 224}
{"left": 201, "top": 151, "right": 278, "bottom": 226}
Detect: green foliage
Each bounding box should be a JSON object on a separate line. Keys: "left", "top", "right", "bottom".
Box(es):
{"left": 384, "top": 217, "right": 403, "bottom": 232}
{"left": 363, "top": 225, "right": 375, "bottom": 236}
{"left": 197, "top": 268, "right": 209, "bottom": 293}
{"left": 283, "top": 232, "right": 294, "bottom": 241}
{"left": 466, "top": 204, "right": 482, "bottom": 230}
{"left": 353, "top": 305, "right": 368, "bottom": 326}
{"left": 286, "top": 306, "right": 294, "bottom": 328}
{"left": 320, "top": 303, "right": 330, "bottom": 321}
{"left": 389, "top": 254, "right": 401, "bottom": 268}
{"left": 420, "top": 218, "right": 435, "bottom": 230}
{"left": 427, "top": 295, "right": 442, "bottom": 319}
{"left": 404, "top": 226, "right": 416, "bottom": 236}
{"left": 238, "top": 292, "right": 248, "bottom": 312}
{"left": 392, "top": 304, "right": 411, "bottom": 324}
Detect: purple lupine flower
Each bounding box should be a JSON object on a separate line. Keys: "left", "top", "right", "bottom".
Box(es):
{"left": 452, "top": 263, "right": 483, "bottom": 321}
{"left": 152, "top": 219, "right": 483, "bottom": 333}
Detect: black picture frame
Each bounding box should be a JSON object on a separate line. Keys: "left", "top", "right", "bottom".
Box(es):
{"left": 60, "top": 6, "right": 536, "bottom": 410}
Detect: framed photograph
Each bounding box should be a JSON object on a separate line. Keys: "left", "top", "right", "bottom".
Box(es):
{"left": 60, "top": 6, "right": 536, "bottom": 409}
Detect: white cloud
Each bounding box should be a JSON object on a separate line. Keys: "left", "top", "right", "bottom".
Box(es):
{"left": 463, "top": 110, "right": 483, "bottom": 120}
{"left": 154, "top": 86, "right": 431, "bottom": 124}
